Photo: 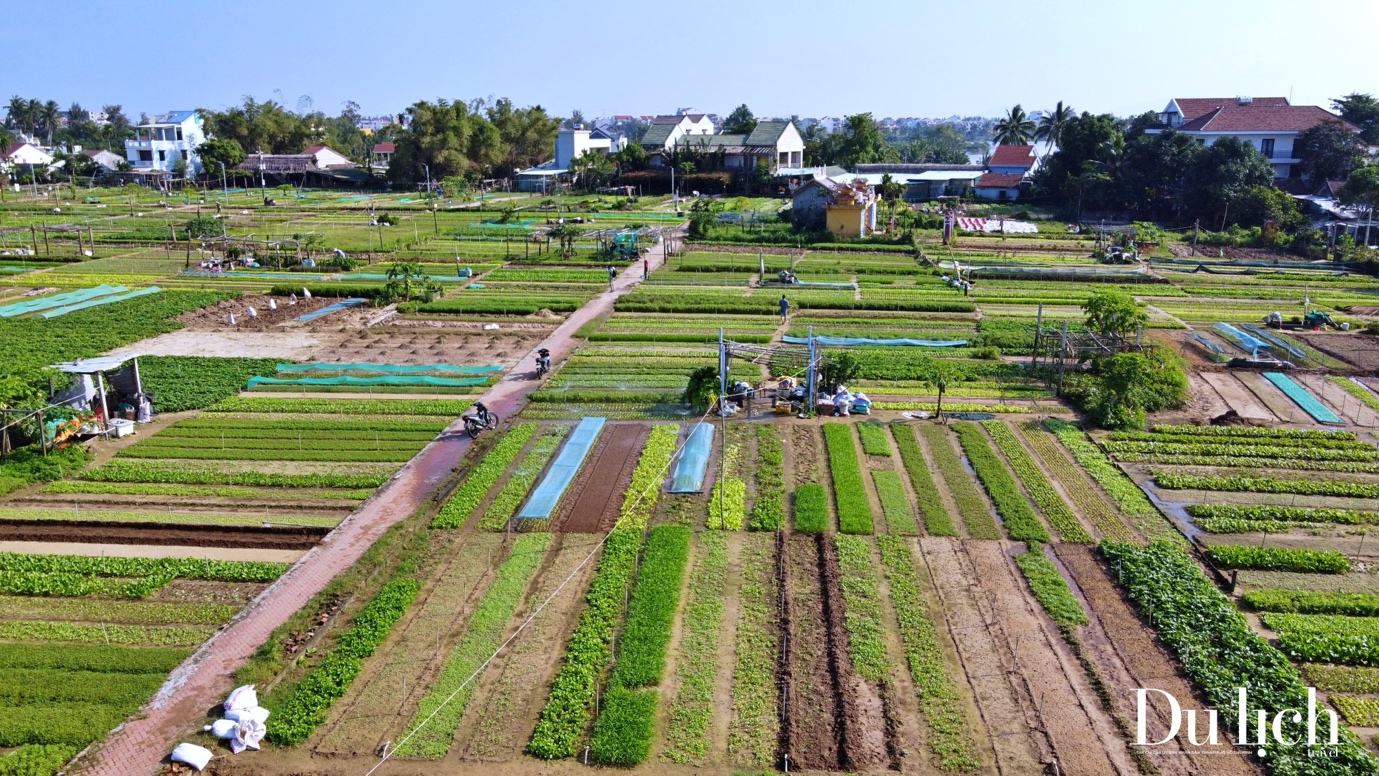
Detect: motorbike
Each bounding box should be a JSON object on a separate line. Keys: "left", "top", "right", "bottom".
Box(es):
{"left": 534, "top": 348, "right": 551, "bottom": 379}
{"left": 462, "top": 409, "right": 500, "bottom": 438}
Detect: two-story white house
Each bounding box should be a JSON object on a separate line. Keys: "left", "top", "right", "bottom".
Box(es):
{"left": 974, "top": 144, "right": 1039, "bottom": 201}
{"left": 124, "top": 110, "right": 206, "bottom": 176}
{"left": 639, "top": 113, "right": 716, "bottom": 155}
{"left": 1149, "top": 97, "right": 1357, "bottom": 179}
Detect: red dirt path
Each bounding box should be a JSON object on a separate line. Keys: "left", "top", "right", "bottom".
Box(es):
{"left": 69, "top": 231, "right": 678, "bottom": 776}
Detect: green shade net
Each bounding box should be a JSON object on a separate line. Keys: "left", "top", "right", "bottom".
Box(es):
{"left": 275, "top": 362, "right": 503, "bottom": 374}
{"left": 247, "top": 375, "right": 489, "bottom": 388}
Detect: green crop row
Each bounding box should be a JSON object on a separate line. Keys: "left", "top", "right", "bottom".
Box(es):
{"left": 892, "top": 425, "right": 953, "bottom": 536}
{"left": 707, "top": 443, "right": 745, "bottom": 531}
{"left": 1263, "top": 612, "right": 1379, "bottom": 639}
{"left": 1149, "top": 424, "right": 1357, "bottom": 441}
{"left": 1304, "top": 663, "right": 1379, "bottom": 694}
{"left": 139, "top": 355, "right": 280, "bottom": 412}
{"left": 39, "top": 480, "right": 369, "bottom": 501}
{"left": 118, "top": 445, "right": 416, "bottom": 463}
{"left": 857, "top": 422, "right": 892, "bottom": 456}
{"left": 1043, "top": 419, "right": 1169, "bottom": 541}
{"left": 527, "top": 525, "right": 643, "bottom": 759}
{"left": 876, "top": 535, "right": 981, "bottom": 772}
{"left": 128, "top": 436, "right": 426, "bottom": 452}
{"left": 0, "top": 552, "right": 285, "bottom": 583}
{"left": 1018, "top": 422, "right": 1135, "bottom": 542}
{"left": 952, "top": 423, "right": 1048, "bottom": 543}
{"left": 1205, "top": 544, "right": 1349, "bottom": 573}
{"left": 1110, "top": 429, "right": 1370, "bottom": 451}
{"left": 589, "top": 525, "right": 691, "bottom": 765}
{"left": 1331, "top": 695, "right": 1379, "bottom": 726}
{"left": 872, "top": 401, "right": 1052, "bottom": 414}
{"left": 1154, "top": 472, "right": 1379, "bottom": 499}
{"left": 834, "top": 535, "right": 890, "bottom": 682}
{"left": 727, "top": 536, "right": 780, "bottom": 767}
{"left": 749, "top": 425, "right": 784, "bottom": 531}
{"left": 1117, "top": 452, "right": 1379, "bottom": 473}
{"left": 1188, "top": 503, "right": 1379, "bottom": 526}
{"left": 793, "top": 483, "right": 827, "bottom": 533}
{"left": 0, "top": 618, "right": 212, "bottom": 647}
{"left": 1013, "top": 547, "right": 1087, "bottom": 626}
{"left": 397, "top": 532, "right": 550, "bottom": 757}
{"left": 615, "top": 425, "right": 679, "bottom": 529}
{"left": 0, "top": 642, "right": 187, "bottom": 674}
{"left": 1105, "top": 440, "right": 1379, "bottom": 463}
{"left": 172, "top": 416, "right": 448, "bottom": 433}
{"left": 1099, "top": 540, "right": 1376, "bottom": 773}
{"left": 527, "top": 429, "right": 679, "bottom": 760}
{"left": 1244, "top": 589, "right": 1379, "bottom": 617}
{"left": 0, "top": 744, "right": 78, "bottom": 776}
{"left": 872, "top": 470, "right": 919, "bottom": 535}
{"left": 664, "top": 532, "right": 727, "bottom": 764}
{"left": 0, "top": 668, "right": 160, "bottom": 710}
{"left": 266, "top": 576, "right": 420, "bottom": 745}
{"left": 208, "top": 397, "right": 469, "bottom": 415}
{"left": 77, "top": 460, "right": 388, "bottom": 489}
{"left": 479, "top": 425, "right": 569, "bottom": 531}
{"left": 982, "top": 421, "right": 1090, "bottom": 542}
{"left": 0, "top": 595, "right": 238, "bottom": 626}
{"left": 1279, "top": 631, "right": 1379, "bottom": 668}
{"left": 431, "top": 423, "right": 537, "bottom": 528}
{"left": 0, "top": 703, "right": 137, "bottom": 749}
{"left": 823, "top": 424, "right": 873, "bottom": 534}
{"left": 158, "top": 426, "right": 437, "bottom": 442}
{"left": 920, "top": 424, "right": 998, "bottom": 539}
{"left": 1331, "top": 377, "right": 1379, "bottom": 411}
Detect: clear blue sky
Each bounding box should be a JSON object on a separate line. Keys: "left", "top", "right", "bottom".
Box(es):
{"left": 5, "top": 0, "right": 1377, "bottom": 120}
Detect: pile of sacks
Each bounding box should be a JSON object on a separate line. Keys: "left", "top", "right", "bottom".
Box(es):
{"left": 168, "top": 685, "right": 270, "bottom": 771}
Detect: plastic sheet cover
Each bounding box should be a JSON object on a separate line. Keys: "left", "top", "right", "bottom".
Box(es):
{"left": 38, "top": 286, "right": 160, "bottom": 318}
{"left": 517, "top": 417, "right": 606, "bottom": 519}
{"left": 781, "top": 334, "right": 967, "bottom": 348}
{"left": 669, "top": 422, "right": 715, "bottom": 493}
{"left": 1262, "top": 372, "right": 1342, "bottom": 424}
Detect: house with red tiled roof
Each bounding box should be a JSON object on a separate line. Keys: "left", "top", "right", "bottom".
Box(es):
{"left": 974, "top": 144, "right": 1038, "bottom": 200}
{"left": 1150, "top": 97, "right": 1358, "bottom": 179}
{"left": 371, "top": 141, "right": 395, "bottom": 170}
{"left": 2, "top": 141, "right": 54, "bottom": 172}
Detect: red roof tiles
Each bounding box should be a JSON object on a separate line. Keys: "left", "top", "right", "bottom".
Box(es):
{"left": 989, "top": 145, "right": 1035, "bottom": 167}
{"left": 975, "top": 172, "right": 1025, "bottom": 188}
{"left": 1178, "top": 104, "right": 1353, "bottom": 133}
{"left": 1173, "top": 97, "right": 1290, "bottom": 120}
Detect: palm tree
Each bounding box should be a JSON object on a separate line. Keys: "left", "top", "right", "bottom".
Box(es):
{"left": 25, "top": 99, "right": 41, "bottom": 140}
{"left": 992, "top": 104, "right": 1036, "bottom": 146}
{"left": 38, "top": 101, "right": 60, "bottom": 145}
{"left": 5, "top": 96, "right": 27, "bottom": 134}
{"left": 1035, "top": 101, "right": 1075, "bottom": 148}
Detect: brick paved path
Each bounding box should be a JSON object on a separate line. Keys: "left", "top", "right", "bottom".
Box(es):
{"left": 71, "top": 232, "right": 676, "bottom": 776}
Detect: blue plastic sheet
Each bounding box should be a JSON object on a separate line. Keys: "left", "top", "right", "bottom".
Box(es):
{"left": 0, "top": 284, "right": 126, "bottom": 317}
{"left": 39, "top": 287, "right": 160, "bottom": 318}
{"left": 247, "top": 374, "right": 489, "bottom": 388}
{"left": 1262, "top": 372, "right": 1342, "bottom": 424}
{"left": 669, "top": 422, "right": 715, "bottom": 493}
{"left": 1212, "top": 323, "right": 1271, "bottom": 353}
{"left": 781, "top": 334, "right": 968, "bottom": 348}
{"left": 294, "top": 298, "right": 367, "bottom": 322}
{"left": 517, "top": 417, "right": 606, "bottom": 519}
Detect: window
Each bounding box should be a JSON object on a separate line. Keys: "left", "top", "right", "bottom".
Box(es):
{"left": 158, "top": 150, "right": 166, "bottom": 162}
{"left": 176, "top": 127, "right": 183, "bottom": 141}
{"left": 1260, "top": 138, "right": 1275, "bottom": 158}
{"left": 138, "top": 150, "right": 152, "bottom": 162}
{"left": 779, "top": 151, "right": 788, "bottom": 165}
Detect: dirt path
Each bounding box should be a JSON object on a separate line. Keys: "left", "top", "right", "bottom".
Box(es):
{"left": 1055, "top": 544, "right": 1261, "bottom": 775}
{"left": 552, "top": 423, "right": 649, "bottom": 532}
{"left": 1296, "top": 374, "right": 1379, "bottom": 428}
{"left": 1234, "top": 371, "right": 1306, "bottom": 423}
{"left": 1199, "top": 372, "right": 1277, "bottom": 423}
{"left": 818, "top": 535, "right": 891, "bottom": 771}
{"left": 0, "top": 540, "right": 304, "bottom": 563}
{"left": 918, "top": 537, "right": 1042, "bottom": 775}
{"left": 69, "top": 228, "right": 679, "bottom": 776}
{"left": 964, "top": 541, "right": 1132, "bottom": 776}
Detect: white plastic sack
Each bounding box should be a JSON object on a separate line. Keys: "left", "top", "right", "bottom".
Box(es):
{"left": 223, "top": 684, "right": 257, "bottom": 712}
{"left": 230, "top": 718, "right": 266, "bottom": 754}
{"left": 224, "top": 705, "right": 270, "bottom": 725}
{"left": 170, "top": 742, "right": 213, "bottom": 771}
{"left": 302, "top": 288, "right": 312, "bottom": 299}
{"left": 208, "top": 719, "right": 238, "bottom": 738}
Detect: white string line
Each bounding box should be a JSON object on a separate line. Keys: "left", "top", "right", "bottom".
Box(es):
{"left": 363, "top": 407, "right": 713, "bottom": 775}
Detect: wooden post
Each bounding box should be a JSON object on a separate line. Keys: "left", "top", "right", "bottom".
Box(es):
{"left": 170, "top": 223, "right": 176, "bottom": 242}
{"left": 42, "top": 224, "right": 50, "bottom": 255}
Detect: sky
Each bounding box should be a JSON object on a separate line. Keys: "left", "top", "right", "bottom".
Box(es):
{"left": 5, "top": 0, "right": 1378, "bottom": 122}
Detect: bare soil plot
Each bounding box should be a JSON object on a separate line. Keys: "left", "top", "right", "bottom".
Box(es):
{"left": 726, "top": 533, "right": 779, "bottom": 768}
{"left": 1199, "top": 372, "right": 1277, "bottom": 423}
{"left": 1234, "top": 371, "right": 1310, "bottom": 423}
{"left": 0, "top": 519, "right": 325, "bottom": 550}
{"left": 1294, "top": 331, "right": 1379, "bottom": 372}
{"left": 456, "top": 534, "right": 602, "bottom": 762}
{"left": 917, "top": 537, "right": 1042, "bottom": 774}
{"left": 552, "top": 423, "right": 649, "bottom": 532}
{"left": 781, "top": 533, "right": 843, "bottom": 771}
{"left": 1294, "top": 374, "right": 1379, "bottom": 427}
{"left": 175, "top": 294, "right": 334, "bottom": 329}
{"left": 963, "top": 541, "right": 1131, "bottom": 776}
{"left": 1055, "top": 544, "right": 1261, "bottom": 776}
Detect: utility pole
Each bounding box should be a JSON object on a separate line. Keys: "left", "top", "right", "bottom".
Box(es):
{"left": 1192, "top": 219, "right": 1199, "bottom": 256}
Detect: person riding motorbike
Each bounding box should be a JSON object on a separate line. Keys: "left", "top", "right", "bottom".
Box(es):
{"left": 535, "top": 348, "right": 551, "bottom": 378}
{"left": 472, "top": 401, "right": 492, "bottom": 425}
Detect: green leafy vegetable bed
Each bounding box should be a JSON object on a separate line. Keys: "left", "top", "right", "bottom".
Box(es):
{"left": 823, "top": 423, "right": 873, "bottom": 534}
{"left": 952, "top": 423, "right": 1047, "bottom": 543}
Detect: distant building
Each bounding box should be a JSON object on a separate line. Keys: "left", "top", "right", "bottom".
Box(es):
{"left": 791, "top": 177, "right": 878, "bottom": 237}
{"left": 1148, "top": 97, "right": 1357, "bottom": 179}
{"left": 555, "top": 126, "right": 618, "bottom": 168}
{"left": 239, "top": 145, "right": 359, "bottom": 175}
{"left": 974, "top": 144, "right": 1038, "bottom": 201}
{"left": 849, "top": 164, "right": 985, "bottom": 201}
{"left": 124, "top": 110, "right": 206, "bottom": 176}
{"left": 2, "top": 141, "right": 54, "bottom": 172}
{"left": 371, "top": 141, "right": 394, "bottom": 169}
{"left": 639, "top": 114, "right": 716, "bottom": 154}
{"left": 81, "top": 148, "right": 124, "bottom": 172}
{"left": 667, "top": 120, "right": 805, "bottom": 173}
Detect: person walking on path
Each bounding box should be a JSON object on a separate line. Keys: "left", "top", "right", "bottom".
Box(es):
{"left": 778, "top": 294, "right": 790, "bottom": 324}
{"left": 643, "top": 258, "right": 649, "bottom": 279}
{"left": 607, "top": 265, "right": 617, "bottom": 291}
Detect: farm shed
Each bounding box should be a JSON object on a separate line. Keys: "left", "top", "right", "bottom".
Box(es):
{"left": 49, "top": 354, "right": 152, "bottom": 435}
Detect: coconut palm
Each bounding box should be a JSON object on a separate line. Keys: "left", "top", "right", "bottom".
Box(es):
{"left": 992, "top": 104, "right": 1036, "bottom": 145}
{"left": 38, "top": 101, "right": 60, "bottom": 144}
{"left": 1035, "top": 101, "right": 1075, "bottom": 148}
{"left": 5, "top": 96, "right": 28, "bottom": 134}
{"left": 25, "top": 99, "right": 41, "bottom": 139}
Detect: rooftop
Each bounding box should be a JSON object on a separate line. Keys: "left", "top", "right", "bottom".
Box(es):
{"left": 975, "top": 172, "right": 1026, "bottom": 188}
{"left": 1176, "top": 102, "right": 1354, "bottom": 133}
{"left": 989, "top": 145, "right": 1036, "bottom": 167}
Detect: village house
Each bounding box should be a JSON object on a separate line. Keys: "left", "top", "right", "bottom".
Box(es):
{"left": 370, "top": 141, "right": 394, "bottom": 170}
{"left": 124, "top": 110, "right": 206, "bottom": 176}
{"left": 1, "top": 141, "right": 54, "bottom": 173}
{"left": 1148, "top": 97, "right": 1358, "bottom": 179}
{"left": 974, "top": 144, "right": 1038, "bottom": 201}
{"left": 790, "top": 177, "right": 878, "bottom": 237}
